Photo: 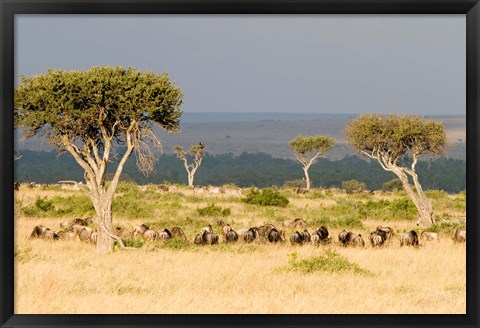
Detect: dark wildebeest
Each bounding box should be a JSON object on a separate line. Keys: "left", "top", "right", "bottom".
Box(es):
{"left": 338, "top": 229, "right": 348, "bottom": 245}
{"left": 302, "top": 229, "right": 311, "bottom": 243}
{"left": 376, "top": 226, "right": 395, "bottom": 240}
{"left": 225, "top": 230, "right": 239, "bottom": 243}
{"left": 244, "top": 228, "right": 258, "bottom": 243}
{"left": 157, "top": 228, "right": 173, "bottom": 240}
{"left": 290, "top": 231, "right": 304, "bottom": 245}
{"left": 268, "top": 228, "right": 282, "bottom": 243}
{"left": 399, "top": 230, "right": 419, "bottom": 247}
{"left": 14, "top": 183, "right": 20, "bottom": 191}
{"left": 316, "top": 226, "right": 329, "bottom": 240}
{"left": 73, "top": 218, "right": 89, "bottom": 226}
{"left": 257, "top": 224, "right": 277, "bottom": 241}
{"left": 202, "top": 230, "right": 219, "bottom": 245}
{"left": 171, "top": 226, "right": 187, "bottom": 240}
{"left": 421, "top": 231, "right": 439, "bottom": 242}
{"left": 453, "top": 229, "right": 466, "bottom": 243}
{"left": 194, "top": 233, "right": 204, "bottom": 245}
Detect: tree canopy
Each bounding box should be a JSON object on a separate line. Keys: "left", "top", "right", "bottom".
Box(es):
{"left": 344, "top": 113, "right": 447, "bottom": 165}
{"left": 289, "top": 135, "right": 335, "bottom": 155}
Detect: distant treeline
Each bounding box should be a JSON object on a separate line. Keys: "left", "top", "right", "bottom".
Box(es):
{"left": 15, "top": 150, "right": 466, "bottom": 193}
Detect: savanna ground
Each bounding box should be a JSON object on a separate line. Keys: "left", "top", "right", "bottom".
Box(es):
{"left": 14, "top": 183, "right": 466, "bottom": 314}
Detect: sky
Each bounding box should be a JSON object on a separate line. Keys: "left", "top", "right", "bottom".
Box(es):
{"left": 15, "top": 15, "right": 466, "bottom": 116}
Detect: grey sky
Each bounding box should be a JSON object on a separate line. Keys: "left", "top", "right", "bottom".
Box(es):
{"left": 15, "top": 15, "right": 465, "bottom": 115}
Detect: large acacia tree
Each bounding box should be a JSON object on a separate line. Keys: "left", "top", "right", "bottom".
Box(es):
{"left": 344, "top": 113, "right": 447, "bottom": 226}
{"left": 289, "top": 135, "right": 335, "bottom": 191}
{"left": 15, "top": 66, "right": 184, "bottom": 252}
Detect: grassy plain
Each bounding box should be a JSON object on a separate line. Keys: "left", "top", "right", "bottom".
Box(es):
{"left": 14, "top": 184, "right": 466, "bottom": 314}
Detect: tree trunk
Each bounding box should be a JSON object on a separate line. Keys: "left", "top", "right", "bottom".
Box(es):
{"left": 303, "top": 167, "right": 311, "bottom": 191}
{"left": 394, "top": 170, "right": 434, "bottom": 226}
{"left": 188, "top": 172, "right": 194, "bottom": 187}
{"left": 94, "top": 199, "right": 114, "bottom": 253}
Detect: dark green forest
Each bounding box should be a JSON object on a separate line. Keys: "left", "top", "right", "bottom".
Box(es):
{"left": 15, "top": 150, "right": 466, "bottom": 193}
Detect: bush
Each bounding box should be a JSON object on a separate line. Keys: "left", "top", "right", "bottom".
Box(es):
{"left": 282, "top": 250, "right": 373, "bottom": 275}
{"left": 22, "top": 196, "right": 55, "bottom": 217}
{"left": 382, "top": 178, "right": 403, "bottom": 191}
{"left": 197, "top": 203, "right": 231, "bottom": 217}
{"left": 242, "top": 188, "right": 289, "bottom": 207}
{"left": 342, "top": 180, "right": 367, "bottom": 194}
{"left": 283, "top": 179, "right": 306, "bottom": 189}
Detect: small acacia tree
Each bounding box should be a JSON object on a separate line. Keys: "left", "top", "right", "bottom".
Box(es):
{"left": 15, "top": 66, "right": 183, "bottom": 252}
{"left": 174, "top": 142, "right": 206, "bottom": 187}
{"left": 289, "top": 135, "right": 335, "bottom": 191}
{"left": 344, "top": 113, "right": 447, "bottom": 226}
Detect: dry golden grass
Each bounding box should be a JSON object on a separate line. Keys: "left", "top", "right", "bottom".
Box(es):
{"left": 14, "top": 187, "right": 466, "bottom": 314}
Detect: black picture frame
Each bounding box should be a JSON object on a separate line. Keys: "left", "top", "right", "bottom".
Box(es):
{"left": 1, "top": 1, "right": 479, "bottom": 327}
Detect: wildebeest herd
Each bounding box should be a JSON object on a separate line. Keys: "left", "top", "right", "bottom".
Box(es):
{"left": 28, "top": 217, "right": 467, "bottom": 249}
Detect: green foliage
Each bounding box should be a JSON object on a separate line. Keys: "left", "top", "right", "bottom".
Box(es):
{"left": 289, "top": 135, "right": 335, "bottom": 155}
{"left": 242, "top": 188, "right": 289, "bottom": 207}
{"left": 358, "top": 198, "right": 418, "bottom": 221}
{"left": 15, "top": 66, "right": 184, "bottom": 144}
{"left": 342, "top": 179, "right": 366, "bottom": 193}
{"left": 425, "top": 190, "right": 448, "bottom": 199}
{"left": 282, "top": 250, "right": 373, "bottom": 275}
{"left": 345, "top": 113, "right": 447, "bottom": 160}
{"left": 382, "top": 178, "right": 403, "bottom": 191}
{"left": 22, "top": 196, "right": 55, "bottom": 217}
{"left": 123, "top": 238, "right": 145, "bottom": 248}
{"left": 425, "top": 221, "right": 466, "bottom": 236}
{"left": 155, "top": 238, "right": 194, "bottom": 251}
{"left": 197, "top": 204, "right": 231, "bottom": 217}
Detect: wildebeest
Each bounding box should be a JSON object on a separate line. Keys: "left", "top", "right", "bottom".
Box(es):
{"left": 302, "top": 229, "right": 311, "bottom": 243}
{"left": 311, "top": 233, "right": 320, "bottom": 245}
{"left": 171, "top": 226, "right": 187, "bottom": 240}
{"left": 71, "top": 224, "right": 87, "bottom": 235}
{"left": 376, "top": 226, "right": 395, "bottom": 240}
{"left": 290, "top": 231, "right": 304, "bottom": 245}
{"left": 453, "top": 229, "right": 466, "bottom": 243}
{"left": 225, "top": 230, "right": 239, "bottom": 243}
{"left": 352, "top": 234, "right": 365, "bottom": 248}
{"left": 421, "top": 231, "right": 439, "bottom": 242}
{"left": 79, "top": 227, "right": 94, "bottom": 242}
{"left": 369, "top": 231, "right": 384, "bottom": 247}
{"left": 244, "top": 228, "right": 258, "bottom": 243}
{"left": 257, "top": 224, "right": 277, "bottom": 241}
{"left": 14, "top": 183, "right": 20, "bottom": 191}
{"left": 30, "top": 225, "right": 59, "bottom": 240}
{"left": 338, "top": 230, "right": 348, "bottom": 245}
{"left": 157, "top": 228, "right": 173, "bottom": 240}
{"left": 201, "top": 225, "right": 213, "bottom": 234}
{"left": 202, "top": 230, "right": 219, "bottom": 245}
{"left": 57, "top": 231, "right": 77, "bottom": 240}
{"left": 399, "top": 230, "right": 419, "bottom": 247}
{"left": 222, "top": 224, "right": 232, "bottom": 236}
{"left": 133, "top": 224, "right": 157, "bottom": 241}
{"left": 283, "top": 218, "right": 308, "bottom": 230}
{"left": 316, "top": 226, "right": 329, "bottom": 240}
{"left": 268, "top": 228, "right": 282, "bottom": 243}
{"left": 115, "top": 226, "right": 132, "bottom": 239}
{"left": 194, "top": 233, "right": 204, "bottom": 245}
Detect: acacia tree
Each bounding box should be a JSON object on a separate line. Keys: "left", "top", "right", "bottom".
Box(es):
{"left": 174, "top": 143, "right": 206, "bottom": 187}
{"left": 344, "top": 113, "right": 447, "bottom": 226}
{"left": 15, "top": 66, "right": 183, "bottom": 253}
{"left": 289, "top": 135, "right": 335, "bottom": 191}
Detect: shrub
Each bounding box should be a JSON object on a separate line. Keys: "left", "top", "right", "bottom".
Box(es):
{"left": 197, "top": 203, "right": 231, "bottom": 217}
{"left": 282, "top": 250, "right": 373, "bottom": 275}
{"left": 283, "top": 179, "right": 306, "bottom": 189}
{"left": 123, "top": 238, "right": 145, "bottom": 248}
{"left": 383, "top": 178, "right": 403, "bottom": 191}
{"left": 22, "top": 196, "right": 55, "bottom": 217}
{"left": 242, "top": 188, "right": 289, "bottom": 207}
{"left": 342, "top": 180, "right": 366, "bottom": 194}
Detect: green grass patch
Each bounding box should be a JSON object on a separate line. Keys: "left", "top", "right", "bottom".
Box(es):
{"left": 242, "top": 188, "right": 289, "bottom": 207}
{"left": 280, "top": 250, "right": 373, "bottom": 276}
{"left": 197, "top": 203, "right": 231, "bottom": 217}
